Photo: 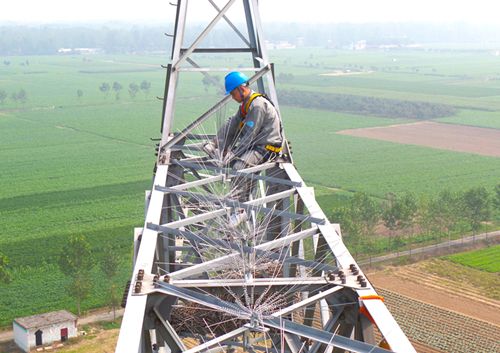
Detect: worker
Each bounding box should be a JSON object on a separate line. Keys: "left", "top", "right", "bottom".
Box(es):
{"left": 204, "top": 71, "right": 283, "bottom": 207}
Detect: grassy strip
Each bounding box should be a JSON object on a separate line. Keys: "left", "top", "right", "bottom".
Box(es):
{"left": 421, "top": 258, "right": 500, "bottom": 300}
{"left": 444, "top": 245, "right": 500, "bottom": 273}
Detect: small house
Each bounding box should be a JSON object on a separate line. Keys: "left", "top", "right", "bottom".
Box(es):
{"left": 13, "top": 310, "right": 78, "bottom": 352}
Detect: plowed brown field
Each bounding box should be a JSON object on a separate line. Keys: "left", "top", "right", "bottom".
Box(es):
{"left": 338, "top": 121, "right": 500, "bottom": 157}
{"left": 368, "top": 262, "right": 500, "bottom": 353}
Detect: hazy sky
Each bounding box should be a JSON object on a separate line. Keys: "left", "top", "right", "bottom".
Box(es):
{"left": 0, "top": 0, "right": 497, "bottom": 25}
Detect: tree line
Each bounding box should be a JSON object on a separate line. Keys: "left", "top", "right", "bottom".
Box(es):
{"left": 0, "top": 234, "right": 122, "bottom": 319}
{"left": 2, "top": 22, "right": 500, "bottom": 55}
{"left": 94, "top": 80, "right": 151, "bottom": 100}
{"left": 333, "top": 185, "right": 500, "bottom": 255}
{"left": 278, "top": 89, "right": 456, "bottom": 119}
{"left": 0, "top": 88, "right": 27, "bottom": 104}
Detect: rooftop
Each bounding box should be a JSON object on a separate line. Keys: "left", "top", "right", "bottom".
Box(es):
{"left": 14, "top": 310, "right": 77, "bottom": 329}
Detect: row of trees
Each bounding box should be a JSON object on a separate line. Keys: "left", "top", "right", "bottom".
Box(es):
{"left": 58, "top": 235, "right": 121, "bottom": 317}
{"left": 0, "top": 88, "right": 27, "bottom": 104}
{"left": 333, "top": 185, "right": 499, "bottom": 254}
{"left": 0, "top": 234, "right": 122, "bottom": 319}
{"left": 96, "top": 80, "right": 151, "bottom": 100}
{"left": 278, "top": 89, "right": 456, "bottom": 119}
{"left": 2, "top": 23, "right": 500, "bottom": 55}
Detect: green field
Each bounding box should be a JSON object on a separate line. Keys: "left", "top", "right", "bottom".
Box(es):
{"left": 444, "top": 245, "right": 500, "bottom": 273}
{"left": 1, "top": 49, "right": 500, "bottom": 327}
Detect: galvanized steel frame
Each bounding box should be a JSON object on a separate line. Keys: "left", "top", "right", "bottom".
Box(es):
{"left": 116, "top": 1, "right": 416, "bottom": 352}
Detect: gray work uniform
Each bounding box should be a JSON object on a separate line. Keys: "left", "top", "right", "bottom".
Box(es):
{"left": 216, "top": 91, "right": 283, "bottom": 201}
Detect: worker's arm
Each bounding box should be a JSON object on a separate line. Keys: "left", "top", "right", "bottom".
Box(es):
{"left": 215, "top": 114, "right": 240, "bottom": 152}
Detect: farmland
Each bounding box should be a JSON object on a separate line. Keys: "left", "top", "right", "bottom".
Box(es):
{"left": 1, "top": 47, "right": 500, "bottom": 327}
{"left": 445, "top": 244, "right": 500, "bottom": 272}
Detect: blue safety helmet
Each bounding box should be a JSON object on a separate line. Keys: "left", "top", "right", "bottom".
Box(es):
{"left": 224, "top": 71, "right": 249, "bottom": 95}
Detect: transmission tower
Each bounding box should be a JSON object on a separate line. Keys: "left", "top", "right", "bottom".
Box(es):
{"left": 116, "top": 1, "right": 416, "bottom": 353}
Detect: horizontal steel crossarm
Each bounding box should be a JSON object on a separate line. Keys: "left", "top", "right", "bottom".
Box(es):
{"left": 171, "top": 159, "right": 301, "bottom": 187}
{"left": 174, "top": 0, "right": 237, "bottom": 70}
{"left": 150, "top": 225, "right": 337, "bottom": 273}
{"left": 271, "top": 286, "right": 343, "bottom": 318}
{"left": 181, "top": 48, "right": 256, "bottom": 53}
{"left": 155, "top": 281, "right": 250, "bottom": 319}
{"left": 182, "top": 327, "right": 249, "bottom": 353}
{"left": 170, "top": 276, "right": 329, "bottom": 288}
{"left": 178, "top": 66, "right": 262, "bottom": 72}
{"left": 173, "top": 158, "right": 278, "bottom": 175}
{"left": 153, "top": 187, "right": 325, "bottom": 226}
{"left": 150, "top": 189, "right": 294, "bottom": 229}
{"left": 282, "top": 163, "right": 415, "bottom": 353}
{"left": 167, "top": 227, "right": 319, "bottom": 279}
{"left": 262, "top": 318, "right": 392, "bottom": 353}
{"left": 160, "top": 65, "right": 271, "bottom": 152}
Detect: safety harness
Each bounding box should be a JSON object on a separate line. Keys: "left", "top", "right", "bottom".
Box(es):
{"left": 238, "top": 92, "right": 283, "bottom": 155}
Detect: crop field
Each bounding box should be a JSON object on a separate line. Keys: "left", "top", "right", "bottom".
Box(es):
{"left": 444, "top": 245, "right": 500, "bottom": 273}
{"left": 1, "top": 48, "right": 499, "bottom": 327}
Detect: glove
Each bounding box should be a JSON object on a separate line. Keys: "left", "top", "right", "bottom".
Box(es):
{"left": 202, "top": 141, "right": 218, "bottom": 159}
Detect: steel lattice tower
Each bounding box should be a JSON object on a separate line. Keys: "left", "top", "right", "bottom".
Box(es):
{"left": 116, "top": 1, "right": 416, "bottom": 352}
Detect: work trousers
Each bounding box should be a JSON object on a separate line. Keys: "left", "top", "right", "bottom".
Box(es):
{"left": 230, "top": 149, "right": 265, "bottom": 202}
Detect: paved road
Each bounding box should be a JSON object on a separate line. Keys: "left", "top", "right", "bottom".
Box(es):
{"left": 0, "top": 308, "right": 124, "bottom": 343}
{"left": 358, "top": 230, "right": 500, "bottom": 266}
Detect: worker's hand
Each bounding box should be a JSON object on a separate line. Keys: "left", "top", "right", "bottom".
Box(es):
{"left": 202, "top": 141, "right": 218, "bottom": 159}
{"left": 222, "top": 151, "right": 236, "bottom": 165}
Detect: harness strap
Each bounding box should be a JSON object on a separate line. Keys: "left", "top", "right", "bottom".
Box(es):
{"left": 264, "top": 144, "right": 282, "bottom": 153}
{"left": 240, "top": 92, "right": 263, "bottom": 118}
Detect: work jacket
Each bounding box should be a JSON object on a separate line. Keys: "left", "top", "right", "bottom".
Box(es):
{"left": 217, "top": 91, "right": 283, "bottom": 156}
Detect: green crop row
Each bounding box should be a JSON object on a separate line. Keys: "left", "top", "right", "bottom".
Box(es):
{"left": 444, "top": 245, "right": 500, "bottom": 273}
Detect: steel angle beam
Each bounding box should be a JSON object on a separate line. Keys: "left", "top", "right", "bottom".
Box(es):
{"left": 170, "top": 277, "right": 330, "bottom": 288}
{"left": 151, "top": 187, "right": 319, "bottom": 228}
{"left": 208, "top": 0, "right": 251, "bottom": 47}
{"left": 151, "top": 225, "right": 339, "bottom": 275}
{"left": 171, "top": 159, "right": 299, "bottom": 188}
{"left": 152, "top": 283, "right": 388, "bottom": 353}
{"left": 172, "top": 158, "right": 276, "bottom": 174}
{"left": 178, "top": 66, "right": 261, "bottom": 72}
{"left": 116, "top": 165, "right": 170, "bottom": 352}
{"left": 272, "top": 286, "right": 344, "bottom": 318}
{"left": 282, "top": 163, "right": 416, "bottom": 353}
{"left": 167, "top": 227, "right": 319, "bottom": 280}
{"left": 154, "top": 282, "right": 250, "bottom": 318}
{"left": 182, "top": 327, "right": 249, "bottom": 353}
{"left": 174, "top": 0, "right": 238, "bottom": 69}
{"left": 262, "top": 318, "right": 392, "bottom": 353}
{"left": 307, "top": 309, "right": 346, "bottom": 353}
